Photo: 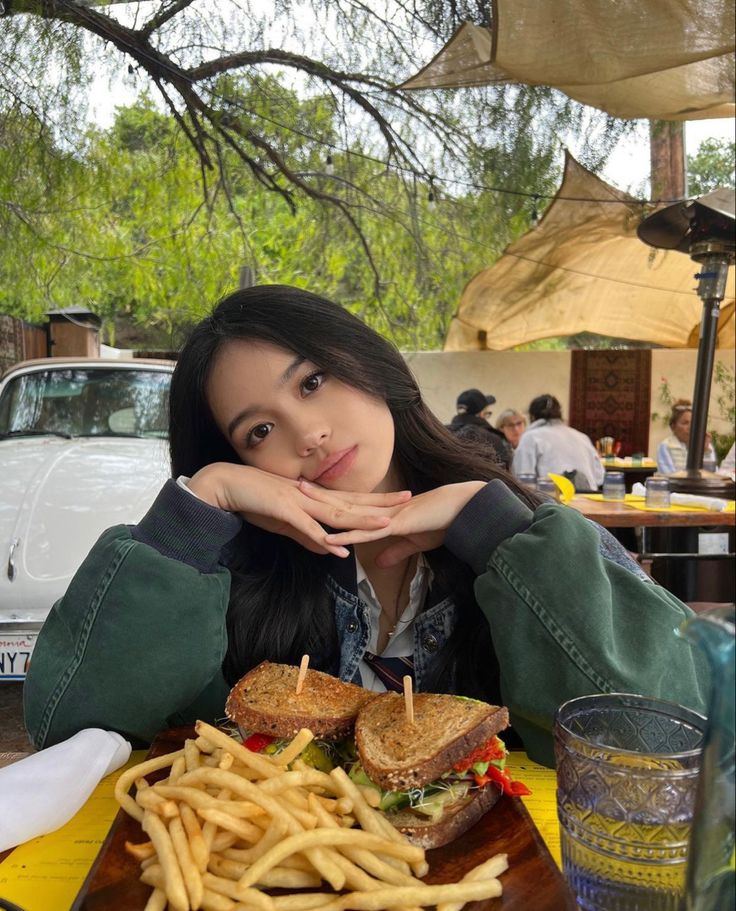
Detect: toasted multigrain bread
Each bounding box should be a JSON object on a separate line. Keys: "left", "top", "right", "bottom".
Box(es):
{"left": 387, "top": 783, "right": 503, "bottom": 850}
{"left": 225, "top": 661, "right": 376, "bottom": 741}
{"left": 355, "top": 692, "right": 509, "bottom": 790}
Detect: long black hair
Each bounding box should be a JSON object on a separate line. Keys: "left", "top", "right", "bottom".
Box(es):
{"left": 170, "top": 285, "right": 540, "bottom": 697}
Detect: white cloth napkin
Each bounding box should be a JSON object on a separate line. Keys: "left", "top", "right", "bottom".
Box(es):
{"left": 632, "top": 481, "right": 730, "bottom": 511}
{"left": 0, "top": 728, "right": 131, "bottom": 852}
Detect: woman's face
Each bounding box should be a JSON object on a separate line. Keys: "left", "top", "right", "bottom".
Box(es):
{"left": 207, "top": 339, "right": 398, "bottom": 492}
{"left": 672, "top": 409, "right": 692, "bottom": 444}
{"left": 502, "top": 416, "right": 526, "bottom": 448}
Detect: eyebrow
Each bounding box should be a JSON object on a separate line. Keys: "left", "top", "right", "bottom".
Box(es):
{"left": 226, "top": 355, "right": 306, "bottom": 438}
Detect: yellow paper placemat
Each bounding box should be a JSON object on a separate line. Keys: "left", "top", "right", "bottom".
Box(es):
{"left": 0, "top": 750, "right": 146, "bottom": 911}
{"left": 581, "top": 494, "right": 723, "bottom": 513}
{"left": 506, "top": 753, "right": 560, "bottom": 867}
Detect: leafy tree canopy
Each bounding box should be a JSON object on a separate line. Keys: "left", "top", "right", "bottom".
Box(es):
{"left": 0, "top": 0, "right": 635, "bottom": 345}
{"left": 687, "top": 137, "right": 736, "bottom": 196}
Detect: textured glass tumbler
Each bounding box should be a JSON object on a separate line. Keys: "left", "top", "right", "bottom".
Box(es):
{"left": 602, "top": 471, "right": 626, "bottom": 501}
{"left": 554, "top": 694, "right": 705, "bottom": 911}
{"left": 645, "top": 477, "right": 671, "bottom": 509}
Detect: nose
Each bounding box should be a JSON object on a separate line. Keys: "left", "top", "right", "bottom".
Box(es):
{"left": 297, "top": 423, "right": 330, "bottom": 457}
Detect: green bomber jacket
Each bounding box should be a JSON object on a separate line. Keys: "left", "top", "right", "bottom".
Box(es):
{"left": 24, "top": 480, "right": 708, "bottom": 766}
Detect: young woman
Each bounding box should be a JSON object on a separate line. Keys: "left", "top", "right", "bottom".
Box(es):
{"left": 24, "top": 287, "right": 706, "bottom": 766}
{"left": 656, "top": 399, "right": 718, "bottom": 474}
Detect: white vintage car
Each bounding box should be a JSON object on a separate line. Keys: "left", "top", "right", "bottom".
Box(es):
{"left": 0, "top": 357, "right": 174, "bottom": 680}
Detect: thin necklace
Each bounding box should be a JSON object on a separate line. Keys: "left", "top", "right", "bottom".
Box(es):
{"left": 385, "top": 558, "right": 413, "bottom": 639}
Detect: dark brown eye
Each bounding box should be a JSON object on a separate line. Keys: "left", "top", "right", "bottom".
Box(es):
{"left": 247, "top": 422, "right": 273, "bottom": 446}
{"left": 301, "top": 372, "right": 325, "bottom": 394}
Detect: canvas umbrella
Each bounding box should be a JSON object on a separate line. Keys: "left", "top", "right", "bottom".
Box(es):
{"left": 444, "top": 152, "right": 735, "bottom": 351}
{"left": 398, "top": 1, "right": 735, "bottom": 121}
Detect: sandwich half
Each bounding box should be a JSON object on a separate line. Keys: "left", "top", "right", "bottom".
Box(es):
{"left": 351, "top": 692, "right": 528, "bottom": 849}
{"left": 225, "top": 660, "right": 376, "bottom": 769}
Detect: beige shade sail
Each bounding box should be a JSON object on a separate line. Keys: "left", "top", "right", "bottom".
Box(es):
{"left": 399, "top": 1, "right": 735, "bottom": 121}
{"left": 444, "top": 153, "right": 735, "bottom": 351}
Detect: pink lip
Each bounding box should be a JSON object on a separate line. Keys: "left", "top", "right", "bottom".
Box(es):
{"left": 313, "top": 446, "right": 358, "bottom": 484}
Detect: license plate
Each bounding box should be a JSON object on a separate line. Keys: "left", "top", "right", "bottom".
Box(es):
{"left": 0, "top": 632, "right": 38, "bottom": 680}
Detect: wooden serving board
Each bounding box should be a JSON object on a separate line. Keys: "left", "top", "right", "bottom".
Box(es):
{"left": 72, "top": 727, "right": 574, "bottom": 911}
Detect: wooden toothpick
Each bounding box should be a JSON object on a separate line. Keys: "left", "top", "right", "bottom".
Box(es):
{"left": 403, "top": 675, "right": 414, "bottom": 725}
{"left": 296, "top": 654, "right": 310, "bottom": 695}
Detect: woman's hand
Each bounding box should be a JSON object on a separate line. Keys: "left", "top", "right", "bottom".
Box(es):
{"left": 302, "top": 480, "right": 486, "bottom": 566}
{"left": 187, "top": 462, "right": 410, "bottom": 557}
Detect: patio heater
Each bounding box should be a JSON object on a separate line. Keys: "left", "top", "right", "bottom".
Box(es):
{"left": 638, "top": 188, "right": 735, "bottom": 499}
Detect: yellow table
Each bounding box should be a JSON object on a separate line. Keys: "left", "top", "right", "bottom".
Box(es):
{"left": 0, "top": 752, "right": 560, "bottom": 911}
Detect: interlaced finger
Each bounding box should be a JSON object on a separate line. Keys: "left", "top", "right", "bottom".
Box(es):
{"left": 298, "top": 480, "right": 411, "bottom": 508}
{"left": 297, "top": 494, "right": 392, "bottom": 531}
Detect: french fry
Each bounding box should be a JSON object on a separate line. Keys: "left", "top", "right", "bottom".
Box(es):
{"left": 195, "top": 722, "right": 283, "bottom": 777}
{"left": 180, "top": 802, "right": 209, "bottom": 874}
{"left": 202, "top": 872, "right": 276, "bottom": 910}
{"left": 170, "top": 815, "right": 205, "bottom": 910}
{"left": 185, "top": 738, "right": 202, "bottom": 773}
{"left": 142, "top": 885, "right": 168, "bottom": 911}
{"left": 235, "top": 829, "right": 423, "bottom": 891}
{"left": 125, "top": 839, "right": 157, "bottom": 861}
{"left": 117, "top": 725, "right": 510, "bottom": 911}
{"left": 436, "top": 853, "right": 509, "bottom": 911}
{"left": 198, "top": 808, "right": 263, "bottom": 843}
{"left": 275, "top": 728, "right": 314, "bottom": 767}
{"left": 141, "top": 810, "right": 189, "bottom": 911}
{"left": 170, "top": 755, "right": 188, "bottom": 784}
{"left": 115, "top": 749, "right": 185, "bottom": 821}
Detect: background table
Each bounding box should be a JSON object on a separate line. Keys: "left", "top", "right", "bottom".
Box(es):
{"left": 568, "top": 496, "right": 735, "bottom": 604}
{"left": 568, "top": 496, "right": 735, "bottom": 529}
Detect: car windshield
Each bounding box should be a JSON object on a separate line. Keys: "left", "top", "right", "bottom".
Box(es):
{"left": 0, "top": 367, "right": 170, "bottom": 439}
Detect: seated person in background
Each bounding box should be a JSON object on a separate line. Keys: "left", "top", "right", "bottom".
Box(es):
{"left": 495, "top": 409, "right": 527, "bottom": 450}
{"left": 448, "top": 388, "right": 512, "bottom": 469}
{"left": 656, "top": 399, "right": 718, "bottom": 474}
{"left": 512, "top": 394, "right": 605, "bottom": 492}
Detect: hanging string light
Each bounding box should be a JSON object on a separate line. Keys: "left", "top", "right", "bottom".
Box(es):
{"left": 325, "top": 153, "right": 334, "bottom": 175}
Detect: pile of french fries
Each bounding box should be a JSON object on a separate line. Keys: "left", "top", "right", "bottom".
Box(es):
{"left": 115, "top": 720, "right": 509, "bottom": 911}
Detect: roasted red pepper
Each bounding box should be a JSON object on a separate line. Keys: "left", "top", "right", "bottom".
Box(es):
{"left": 452, "top": 734, "right": 506, "bottom": 774}
{"left": 474, "top": 764, "right": 531, "bottom": 796}
{"left": 243, "top": 732, "right": 275, "bottom": 753}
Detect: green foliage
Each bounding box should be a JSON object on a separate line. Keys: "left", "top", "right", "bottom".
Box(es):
{"left": 0, "top": 1, "right": 636, "bottom": 349}
{"left": 0, "top": 88, "right": 525, "bottom": 349}
{"left": 687, "top": 138, "right": 736, "bottom": 195}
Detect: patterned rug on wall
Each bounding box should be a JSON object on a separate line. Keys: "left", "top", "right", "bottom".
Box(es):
{"left": 568, "top": 350, "right": 652, "bottom": 456}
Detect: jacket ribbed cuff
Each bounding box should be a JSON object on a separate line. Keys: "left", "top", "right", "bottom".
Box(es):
{"left": 445, "top": 479, "right": 534, "bottom": 576}
{"left": 132, "top": 479, "right": 243, "bottom": 572}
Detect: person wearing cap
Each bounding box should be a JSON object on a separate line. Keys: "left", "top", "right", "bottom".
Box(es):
{"left": 448, "top": 388, "right": 513, "bottom": 469}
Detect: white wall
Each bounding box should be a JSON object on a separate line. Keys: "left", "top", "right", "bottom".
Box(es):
{"left": 403, "top": 348, "right": 735, "bottom": 459}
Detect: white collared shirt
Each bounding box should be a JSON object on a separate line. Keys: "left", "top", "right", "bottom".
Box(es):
{"left": 356, "top": 553, "right": 432, "bottom": 692}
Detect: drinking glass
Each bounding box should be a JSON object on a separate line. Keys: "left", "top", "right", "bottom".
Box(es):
{"left": 517, "top": 473, "right": 538, "bottom": 488}
{"left": 602, "top": 471, "right": 625, "bottom": 501}
{"left": 645, "top": 477, "right": 671, "bottom": 509}
{"left": 554, "top": 693, "right": 705, "bottom": 911}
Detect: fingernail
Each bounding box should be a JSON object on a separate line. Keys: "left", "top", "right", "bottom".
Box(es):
{"left": 299, "top": 478, "right": 313, "bottom": 487}
{"left": 334, "top": 546, "right": 350, "bottom": 557}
